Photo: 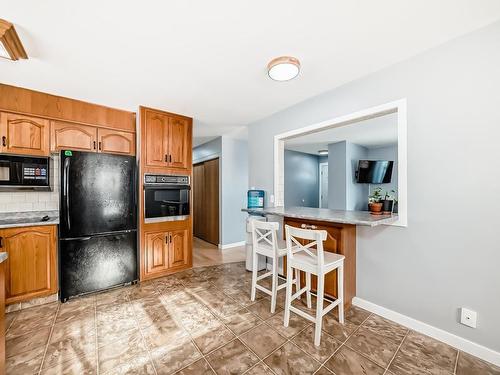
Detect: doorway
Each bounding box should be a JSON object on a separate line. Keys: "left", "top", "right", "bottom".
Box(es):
{"left": 193, "top": 158, "right": 219, "bottom": 245}
{"left": 319, "top": 162, "right": 328, "bottom": 208}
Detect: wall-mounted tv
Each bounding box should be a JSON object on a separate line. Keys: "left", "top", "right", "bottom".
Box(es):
{"left": 356, "top": 160, "right": 394, "bottom": 183}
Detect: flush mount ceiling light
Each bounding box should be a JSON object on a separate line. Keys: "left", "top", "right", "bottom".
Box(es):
{"left": 318, "top": 149, "right": 328, "bottom": 155}
{"left": 0, "top": 19, "right": 28, "bottom": 61}
{"left": 267, "top": 56, "right": 300, "bottom": 81}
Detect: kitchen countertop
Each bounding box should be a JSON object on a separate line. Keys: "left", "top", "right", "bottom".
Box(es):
{"left": 0, "top": 210, "right": 59, "bottom": 229}
{"left": 242, "top": 206, "right": 397, "bottom": 227}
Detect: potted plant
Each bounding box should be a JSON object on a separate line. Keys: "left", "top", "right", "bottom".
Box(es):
{"left": 368, "top": 187, "right": 383, "bottom": 215}
{"left": 382, "top": 189, "right": 397, "bottom": 214}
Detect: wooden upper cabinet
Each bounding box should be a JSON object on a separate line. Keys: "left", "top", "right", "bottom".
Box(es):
{"left": 51, "top": 121, "right": 97, "bottom": 152}
{"left": 0, "top": 225, "right": 57, "bottom": 304}
{"left": 168, "top": 229, "right": 189, "bottom": 269}
{"left": 145, "top": 111, "right": 169, "bottom": 167}
{"left": 98, "top": 128, "right": 135, "bottom": 156}
{"left": 0, "top": 112, "right": 49, "bottom": 156}
{"left": 144, "top": 230, "right": 169, "bottom": 276}
{"left": 167, "top": 117, "right": 189, "bottom": 169}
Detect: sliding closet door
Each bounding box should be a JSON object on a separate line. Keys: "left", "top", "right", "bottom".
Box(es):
{"left": 193, "top": 158, "right": 219, "bottom": 245}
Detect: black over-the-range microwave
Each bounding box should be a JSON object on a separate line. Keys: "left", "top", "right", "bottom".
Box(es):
{"left": 0, "top": 154, "right": 51, "bottom": 191}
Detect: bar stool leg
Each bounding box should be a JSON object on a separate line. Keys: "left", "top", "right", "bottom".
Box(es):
{"left": 306, "top": 272, "right": 312, "bottom": 309}
{"left": 270, "top": 256, "right": 278, "bottom": 313}
{"left": 250, "top": 251, "right": 258, "bottom": 301}
{"left": 314, "top": 272, "right": 325, "bottom": 346}
{"left": 284, "top": 264, "right": 293, "bottom": 327}
{"left": 338, "top": 263, "right": 344, "bottom": 324}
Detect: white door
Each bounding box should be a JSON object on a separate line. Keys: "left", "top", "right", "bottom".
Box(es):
{"left": 320, "top": 163, "right": 328, "bottom": 208}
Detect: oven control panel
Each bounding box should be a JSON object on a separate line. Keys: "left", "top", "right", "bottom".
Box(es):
{"left": 144, "top": 174, "right": 189, "bottom": 185}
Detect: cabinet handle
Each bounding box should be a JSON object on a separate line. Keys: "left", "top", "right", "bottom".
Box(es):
{"left": 169, "top": 155, "right": 172, "bottom": 163}
{"left": 301, "top": 224, "right": 317, "bottom": 230}
{"left": 2, "top": 136, "right": 6, "bottom": 147}
{"left": 169, "top": 234, "right": 172, "bottom": 243}
{"left": 0, "top": 236, "right": 2, "bottom": 248}
{"left": 166, "top": 235, "right": 169, "bottom": 244}
{"left": 98, "top": 142, "right": 102, "bottom": 151}
{"left": 93, "top": 141, "right": 96, "bottom": 150}
{"left": 165, "top": 154, "right": 168, "bottom": 162}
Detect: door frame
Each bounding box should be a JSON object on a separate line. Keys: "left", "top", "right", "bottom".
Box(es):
{"left": 274, "top": 98, "right": 407, "bottom": 227}
{"left": 318, "top": 162, "right": 328, "bottom": 208}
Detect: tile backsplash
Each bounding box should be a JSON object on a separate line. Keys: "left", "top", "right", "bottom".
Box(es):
{"left": 0, "top": 154, "right": 60, "bottom": 213}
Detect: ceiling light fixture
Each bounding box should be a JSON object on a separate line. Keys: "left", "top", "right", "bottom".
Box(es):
{"left": 318, "top": 149, "right": 328, "bottom": 156}
{"left": 0, "top": 19, "right": 28, "bottom": 61}
{"left": 267, "top": 56, "right": 300, "bottom": 81}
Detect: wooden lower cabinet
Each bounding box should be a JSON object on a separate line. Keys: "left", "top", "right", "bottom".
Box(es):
{"left": 0, "top": 260, "right": 5, "bottom": 375}
{"left": 284, "top": 218, "right": 356, "bottom": 310}
{"left": 142, "top": 221, "right": 191, "bottom": 280}
{"left": 0, "top": 225, "right": 57, "bottom": 305}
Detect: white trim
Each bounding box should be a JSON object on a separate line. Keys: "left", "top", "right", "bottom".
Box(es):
{"left": 273, "top": 98, "right": 408, "bottom": 227}
{"left": 353, "top": 297, "right": 500, "bottom": 367}
{"left": 318, "top": 162, "right": 328, "bottom": 208}
{"left": 218, "top": 241, "right": 246, "bottom": 250}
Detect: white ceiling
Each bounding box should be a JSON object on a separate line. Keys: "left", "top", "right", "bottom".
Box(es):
{"left": 1, "top": 1, "right": 500, "bottom": 143}
{"left": 285, "top": 113, "right": 398, "bottom": 155}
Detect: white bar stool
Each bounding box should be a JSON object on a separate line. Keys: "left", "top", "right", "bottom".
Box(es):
{"left": 283, "top": 224, "right": 345, "bottom": 346}
{"left": 250, "top": 220, "right": 299, "bottom": 313}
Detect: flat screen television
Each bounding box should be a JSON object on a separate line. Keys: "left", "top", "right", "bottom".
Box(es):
{"left": 356, "top": 160, "right": 394, "bottom": 183}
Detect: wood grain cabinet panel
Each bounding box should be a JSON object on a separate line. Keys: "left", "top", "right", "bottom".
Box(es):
{"left": 50, "top": 121, "right": 97, "bottom": 152}
{"left": 0, "top": 112, "right": 50, "bottom": 156}
{"left": 144, "top": 231, "right": 169, "bottom": 276}
{"left": 144, "top": 111, "right": 169, "bottom": 167}
{"left": 0, "top": 225, "right": 57, "bottom": 304}
{"left": 169, "top": 229, "right": 188, "bottom": 269}
{"left": 98, "top": 128, "right": 135, "bottom": 156}
{"left": 167, "top": 117, "right": 189, "bottom": 169}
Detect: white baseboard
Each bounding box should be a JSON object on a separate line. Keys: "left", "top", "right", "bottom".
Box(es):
{"left": 218, "top": 241, "right": 246, "bottom": 250}
{"left": 352, "top": 297, "right": 500, "bottom": 367}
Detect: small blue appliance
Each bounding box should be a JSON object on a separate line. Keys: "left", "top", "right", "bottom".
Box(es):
{"left": 247, "top": 190, "right": 265, "bottom": 209}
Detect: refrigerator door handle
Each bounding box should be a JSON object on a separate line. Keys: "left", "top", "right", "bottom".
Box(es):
{"left": 63, "top": 157, "right": 71, "bottom": 231}
{"left": 60, "top": 236, "right": 92, "bottom": 241}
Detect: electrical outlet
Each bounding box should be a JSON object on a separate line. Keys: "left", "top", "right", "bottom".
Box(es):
{"left": 460, "top": 308, "right": 477, "bottom": 328}
{"left": 270, "top": 194, "right": 275, "bottom": 203}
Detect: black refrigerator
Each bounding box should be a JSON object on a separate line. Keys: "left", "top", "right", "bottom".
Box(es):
{"left": 59, "top": 150, "right": 138, "bottom": 302}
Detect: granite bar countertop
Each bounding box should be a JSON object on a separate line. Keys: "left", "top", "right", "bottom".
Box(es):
{"left": 0, "top": 210, "right": 59, "bottom": 229}
{"left": 0, "top": 252, "right": 7, "bottom": 264}
{"left": 242, "top": 206, "right": 397, "bottom": 227}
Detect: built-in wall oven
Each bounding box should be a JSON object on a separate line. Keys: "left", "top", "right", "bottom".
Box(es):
{"left": 143, "top": 174, "right": 190, "bottom": 223}
{"left": 0, "top": 154, "right": 51, "bottom": 191}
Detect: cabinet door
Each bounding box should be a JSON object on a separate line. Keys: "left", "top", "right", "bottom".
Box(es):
{"left": 0, "top": 225, "right": 57, "bottom": 304}
{"left": 168, "top": 229, "right": 189, "bottom": 269}
{"left": 51, "top": 121, "right": 97, "bottom": 152}
{"left": 144, "top": 230, "right": 169, "bottom": 276}
{"left": 98, "top": 128, "right": 136, "bottom": 156}
{"left": 145, "top": 111, "right": 169, "bottom": 167}
{"left": 0, "top": 112, "right": 50, "bottom": 156}
{"left": 167, "top": 117, "right": 189, "bottom": 169}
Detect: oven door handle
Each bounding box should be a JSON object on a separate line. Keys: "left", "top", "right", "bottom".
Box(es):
{"left": 143, "top": 184, "right": 191, "bottom": 190}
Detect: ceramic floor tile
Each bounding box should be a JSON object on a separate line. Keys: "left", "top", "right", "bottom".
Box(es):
{"left": 389, "top": 331, "right": 457, "bottom": 375}
{"left": 43, "top": 327, "right": 96, "bottom": 370}
{"left": 152, "top": 339, "right": 202, "bottom": 375}
{"left": 321, "top": 313, "right": 359, "bottom": 342}
{"left": 56, "top": 303, "right": 95, "bottom": 324}
{"left": 133, "top": 302, "right": 174, "bottom": 329}
{"left": 40, "top": 353, "right": 97, "bottom": 375}
{"left": 292, "top": 325, "right": 341, "bottom": 363}
{"left": 95, "top": 287, "right": 131, "bottom": 306}
{"left": 361, "top": 314, "right": 408, "bottom": 342}
{"left": 335, "top": 306, "right": 372, "bottom": 325}
{"left": 5, "top": 311, "right": 17, "bottom": 331}
{"left": 266, "top": 310, "right": 310, "bottom": 339}
{"left": 5, "top": 326, "right": 50, "bottom": 358}
{"left": 345, "top": 326, "right": 402, "bottom": 367}
{"left": 102, "top": 354, "right": 156, "bottom": 375}
{"left": 6, "top": 345, "right": 45, "bottom": 375}
{"left": 222, "top": 307, "right": 262, "bottom": 335}
{"left": 264, "top": 341, "right": 321, "bottom": 375}
{"left": 50, "top": 317, "right": 95, "bottom": 343}
{"left": 324, "top": 345, "right": 385, "bottom": 375}
{"left": 456, "top": 351, "right": 500, "bottom": 375}
{"left": 98, "top": 331, "right": 149, "bottom": 374}
{"left": 174, "top": 358, "right": 215, "bottom": 374}
{"left": 245, "top": 362, "right": 275, "bottom": 374}
{"left": 240, "top": 322, "right": 287, "bottom": 359}
{"left": 6, "top": 316, "right": 53, "bottom": 339}
{"left": 314, "top": 366, "right": 334, "bottom": 374}
{"left": 206, "top": 339, "right": 259, "bottom": 375}
{"left": 191, "top": 320, "right": 236, "bottom": 354}
{"left": 247, "top": 298, "right": 282, "bottom": 320}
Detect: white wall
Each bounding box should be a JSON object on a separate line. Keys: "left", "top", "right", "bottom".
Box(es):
{"left": 247, "top": 21, "right": 500, "bottom": 352}
{"left": 0, "top": 154, "right": 59, "bottom": 213}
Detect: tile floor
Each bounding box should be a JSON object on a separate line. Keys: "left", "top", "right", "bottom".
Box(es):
{"left": 5, "top": 262, "right": 500, "bottom": 375}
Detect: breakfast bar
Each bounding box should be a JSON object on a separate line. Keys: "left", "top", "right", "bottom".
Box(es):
{"left": 242, "top": 206, "right": 398, "bottom": 309}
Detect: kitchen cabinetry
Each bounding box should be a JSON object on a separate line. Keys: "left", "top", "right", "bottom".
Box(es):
{"left": 284, "top": 218, "right": 356, "bottom": 309}
{"left": 51, "top": 121, "right": 135, "bottom": 156}
{"left": 142, "top": 221, "right": 191, "bottom": 280}
{"left": 0, "top": 112, "right": 50, "bottom": 156}
{"left": 0, "top": 225, "right": 57, "bottom": 304}
{"left": 143, "top": 108, "right": 191, "bottom": 170}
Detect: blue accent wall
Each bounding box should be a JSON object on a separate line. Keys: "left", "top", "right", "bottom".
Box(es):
{"left": 284, "top": 150, "right": 319, "bottom": 208}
